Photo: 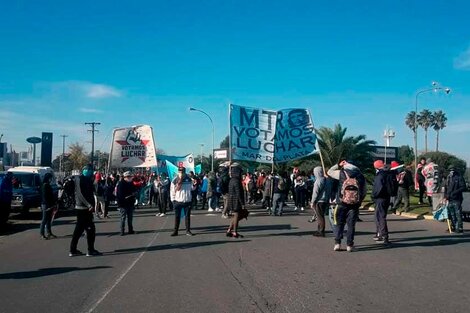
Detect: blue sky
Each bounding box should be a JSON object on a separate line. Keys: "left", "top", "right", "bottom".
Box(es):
{"left": 1, "top": 0, "right": 470, "bottom": 163}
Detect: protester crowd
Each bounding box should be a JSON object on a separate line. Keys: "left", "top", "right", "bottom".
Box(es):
{"left": 0, "top": 157, "right": 466, "bottom": 255}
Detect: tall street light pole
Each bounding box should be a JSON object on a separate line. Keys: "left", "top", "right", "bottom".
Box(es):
{"left": 414, "top": 82, "right": 451, "bottom": 169}
{"left": 85, "top": 122, "right": 101, "bottom": 168}
{"left": 189, "top": 108, "right": 214, "bottom": 172}
{"left": 60, "top": 135, "right": 68, "bottom": 174}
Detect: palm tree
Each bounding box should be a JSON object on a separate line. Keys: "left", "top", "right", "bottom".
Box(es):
{"left": 315, "top": 124, "right": 376, "bottom": 170}
{"left": 417, "top": 109, "right": 434, "bottom": 153}
{"left": 405, "top": 111, "right": 418, "bottom": 157}
{"left": 432, "top": 110, "right": 447, "bottom": 152}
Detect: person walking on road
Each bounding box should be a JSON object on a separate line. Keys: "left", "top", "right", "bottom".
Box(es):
{"left": 310, "top": 166, "right": 331, "bottom": 237}
{"left": 444, "top": 166, "right": 466, "bottom": 233}
{"left": 170, "top": 167, "right": 193, "bottom": 236}
{"left": 271, "top": 172, "right": 286, "bottom": 216}
{"left": 157, "top": 174, "right": 170, "bottom": 217}
{"left": 93, "top": 172, "right": 106, "bottom": 219}
{"left": 226, "top": 163, "right": 246, "bottom": 238}
{"left": 116, "top": 171, "right": 137, "bottom": 236}
{"left": 40, "top": 173, "right": 58, "bottom": 239}
{"left": 328, "top": 159, "right": 367, "bottom": 252}
{"left": 69, "top": 164, "right": 101, "bottom": 257}
{"left": 372, "top": 160, "right": 394, "bottom": 245}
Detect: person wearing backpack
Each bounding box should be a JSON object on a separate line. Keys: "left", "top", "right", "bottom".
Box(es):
{"left": 372, "top": 160, "right": 395, "bottom": 245}
{"left": 328, "top": 159, "right": 367, "bottom": 252}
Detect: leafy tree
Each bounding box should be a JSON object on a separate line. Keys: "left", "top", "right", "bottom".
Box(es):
{"left": 315, "top": 124, "right": 376, "bottom": 170}
{"left": 405, "top": 111, "right": 418, "bottom": 138}
{"left": 432, "top": 110, "right": 447, "bottom": 152}
{"left": 397, "top": 145, "right": 415, "bottom": 165}
{"left": 68, "top": 142, "right": 89, "bottom": 171}
{"left": 220, "top": 135, "right": 229, "bottom": 149}
{"left": 417, "top": 109, "right": 434, "bottom": 153}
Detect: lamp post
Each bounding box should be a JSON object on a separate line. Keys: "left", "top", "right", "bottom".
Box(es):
{"left": 199, "top": 143, "right": 204, "bottom": 167}
{"left": 414, "top": 82, "right": 451, "bottom": 169}
{"left": 189, "top": 107, "right": 214, "bottom": 172}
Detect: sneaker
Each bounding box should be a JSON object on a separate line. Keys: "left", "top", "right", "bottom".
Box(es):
{"left": 382, "top": 240, "right": 391, "bottom": 246}
{"left": 308, "top": 218, "right": 314, "bottom": 223}
{"left": 294, "top": 207, "right": 298, "bottom": 211}
{"left": 312, "top": 231, "right": 325, "bottom": 237}
{"left": 170, "top": 232, "right": 178, "bottom": 237}
{"left": 160, "top": 213, "right": 166, "bottom": 217}
{"left": 128, "top": 230, "right": 135, "bottom": 235}
{"left": 215, "top": 208, "right": 221, "bottom": 212}
{"left": 120, "top": 232, "right": 125, "bottom": 236}
{"left": 334, "top": 244, "right": 341, "bottom": 251}
{"left": 48, "top": 234, "right": 58, "bottom": 239}
{"left": 155, "top": 213, "right": 161, "bottom": 217}
{"left": 301, "top": 207, "right": 305, "bottom": 211}
{"left": 69, "top": 250, "right": 84, "bottom": 257}
{"left": 186, "top": 231, "right": 194, "bottom": 236}
{"left": 208, "top": 208, "right": 214, "bottom": 212}
{"left": 41, "top": 235, "right": 49, "bottom": 240}
{"left": 373, "top": 236, "right": 384, "bottom": 242}
{"left": 346, "top": 246, "right": 355, "bottom": 252}
{"left": 221, "top": 214, "right": 229, "bottom": 219}
{"left": 86, "top": 250, "right": 102, "bottom": 257}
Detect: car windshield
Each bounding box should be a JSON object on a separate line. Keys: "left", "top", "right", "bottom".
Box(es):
{"left": 10, "top": 173, "right": 35, "bottom": 188}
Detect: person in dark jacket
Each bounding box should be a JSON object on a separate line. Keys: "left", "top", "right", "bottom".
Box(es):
{"left": 392, "top": 164, "right": 413, "bottom": 213}
{"left": 70, "top": 164, "right": 101, "bottom": 257}
{"left": 226, "top": 163, "right": 245, "bottom": 238}
{"left": 103, "top": 176, "right": 115, "bottom": 218}
{"left": 40, "top": 173, "right": 57, "bottom": 239}
{"left": 271, "top": 172, "right": 286, "bottom": 216}
{"left": 444, "top": 167, "right": 466, "bottom": 233}
{"left": 116, "top": 171, "right": 137, "bottom": 235}
{"left": 372, "top": 160, "right": 392, "bottom": 245}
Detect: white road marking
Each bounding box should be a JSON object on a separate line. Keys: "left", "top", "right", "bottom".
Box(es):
{"left": 84, "top": 219, "right": 168, "bottom": 313}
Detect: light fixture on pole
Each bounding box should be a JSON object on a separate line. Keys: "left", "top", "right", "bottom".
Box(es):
{"left": 414, "top": 82, "right": 451, "bottom": 169}
{"left": 200, "top": 143, "right": 204, "bottom": 168}
{"left": 189, "top": 107, "right": 214, "bottom": 172}
{"left": 383, "top": 127, "right": 395, "bottom": 164}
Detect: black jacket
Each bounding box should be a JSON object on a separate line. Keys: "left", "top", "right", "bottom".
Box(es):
{"left": 41, "top": 182, "right": 56, "bottom": 208}
{"left": 445, "top": 172, "right": 466, "bottom": 202}
{"left": 116, "top": 180, "right": 137, "bottom": 208}
{"left": 397, "top": 169, "right": 413, "bottom": 189}
{"left": 372, "top": 169, "right": 389, "bottom": 199}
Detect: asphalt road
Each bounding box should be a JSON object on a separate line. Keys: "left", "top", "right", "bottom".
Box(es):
{"left": 1, "top": 197, "right": 469, "bottom": 313}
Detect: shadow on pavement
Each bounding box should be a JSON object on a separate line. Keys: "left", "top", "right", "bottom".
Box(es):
{"left": 0, "top": 266, "right": 112, "bottom": 280}
{"left": 106, "top": 240, "right": 250, "bottom": 256}
{"left": 189, "top": 224, "right": 293, "bottom": 235}
{"left": 357, "top": 234, "right": 470, "bottom": 252}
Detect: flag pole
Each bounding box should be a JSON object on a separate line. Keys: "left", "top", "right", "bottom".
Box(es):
{"left": 229, "top": 103, "right": 232, "bottom": 165}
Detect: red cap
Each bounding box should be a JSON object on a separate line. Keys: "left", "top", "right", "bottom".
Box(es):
{"left": 374, "top": 160, "right": 384, "bottom": 169}
{"left": 391, "top": 161, "right": 400, "bottom": 168}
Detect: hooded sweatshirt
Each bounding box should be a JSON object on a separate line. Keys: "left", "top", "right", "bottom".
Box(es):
{"left": 311, "top": 167, "right": 330, "bottom": 205}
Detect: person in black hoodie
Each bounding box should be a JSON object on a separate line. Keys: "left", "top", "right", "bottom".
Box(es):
{"left": 444, "top": 167, "right": 466, "bottom": 233}
{"left": 116, "top": 171, "right": 137, "bottom": 235}
{"left": 40, "top": 173, "right": 57, "bottom": 239}
{"left": 70, "top": 164, "right": 101, "bottom": 257}
{"left": 372, "top": 160, "right": 392, "bottom": 245}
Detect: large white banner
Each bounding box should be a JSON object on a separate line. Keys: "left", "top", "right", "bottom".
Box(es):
{"left": 230, "top": 104, "right": 317, "bottom": 163}
{"left": 110, "top": 125, "right": 158, "bottom": 168}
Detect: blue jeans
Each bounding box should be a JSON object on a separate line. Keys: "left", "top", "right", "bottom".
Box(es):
{"left": 272, "top": 193, "right": 284, "bottom": 215}
{"left": 40, "top": 205, "right": 53, "bottom": 236}
{"left": 448, "top": 200, "right": 463, "bottom": 232}
{"left": 119, "top": 207, "right": 134, "bottom": 233}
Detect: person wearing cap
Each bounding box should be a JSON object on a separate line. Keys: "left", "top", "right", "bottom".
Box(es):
{"left": 116, "top": 171, "right": 137, "bottom": 235}
{"left": 69, "top": 164, "right": 101, "bottom": 257}
{"left": 392, "top": 162, "right": 413, "bottom": 213}
{"left": 444, "top": 166, "right": 466, "bottom": 233}
{"left": 372, "top": 160, "right": 392, "bottom": 245}
{"left": 170, "top": 167, "right": 194, "bottom": 236}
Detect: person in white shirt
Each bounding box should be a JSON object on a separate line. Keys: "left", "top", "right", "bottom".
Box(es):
{"left": 170, "top": 167, "right": 194, "bottom": 236}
